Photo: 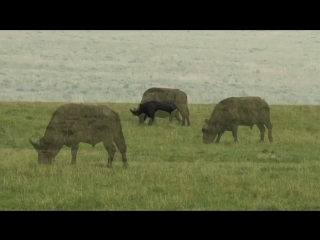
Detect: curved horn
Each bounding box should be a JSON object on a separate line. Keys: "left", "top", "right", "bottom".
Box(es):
{"left": 130, "top": 108, "right": 135, "bottom": 114}
{"left": 202, "top": 124, "right": 210, "bottom": 131}
{"left": 29, "top": 136, "right": 40, "bottom": 148}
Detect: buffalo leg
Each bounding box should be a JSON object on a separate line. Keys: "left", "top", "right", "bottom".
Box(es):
{"left": 186, "top": 106, "right": 190, "bottom": 126}
{"left": 181, "top": 117, "right": 186, "bottom": 126}
{"left": 175, "top": 103, "right": 186, "bottom": 126}
{"left": 180, "top": 112, "right": 186, "bottom": 126}
{"left": 170, "top": 110, "right": 181, "bottom": 123}
{"left": 175, "top": 112, "right": 182, "bottom": 123}
{"left": 182, "top": 105, "right": 190, "bottom": 126}
{"left": 186, "top": 117, "right": 191, "bottom": 126}
{"left": 231, "top": 123, "right": 239, "bottom": 143}
{"left": 257, "top": 123, "right": 266, "bottom": 142}
{"left": 148, "top": 113, "right": 155, "bottom": 125}
{"left": 215, "top": 131, "right": 225, "bottom": 143}
{"left": 103, "top": 141, "right": 117, "bottom": 168}
{"left": 71, "top": 144, "right": 79, "bottom": 165}
{"left": 148, "top": 116, "right": 155, "bottom": 125}
{"left": 139, "top": 114, "right": 145, "bottom": 124}
{"left": 113, "top": 132, "right": 128, "bottom": 169}
{"left": 177, "top": 104, "right": 190, "bottom": 126}
{"left": 147, "top": 119, "right": 153, "bottom": 125}
{"left": 265, "top": 122, "right": 273, "bottom": 143}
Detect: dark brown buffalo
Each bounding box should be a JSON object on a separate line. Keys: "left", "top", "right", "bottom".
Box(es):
{"left": 130, "top": 101, "right": 179, "bottom": 126}
{"left": 152, "top": 110, "right": 181, "bottom": 124}
{"left": 29, "top": 103, "right": 128, "bottom": 168}
{"left": 137, "top": 87, "right": 190, "bottom": 126}
{"left": 202, "top": 97, "right": 273, "bottom": 144}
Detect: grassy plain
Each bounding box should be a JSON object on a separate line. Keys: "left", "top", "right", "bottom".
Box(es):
{"left": 1, "top": 102, "right": 320, "bottom": 210}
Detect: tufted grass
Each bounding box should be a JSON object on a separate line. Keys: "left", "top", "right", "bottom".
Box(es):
{"left": 0, "top": 102, "right": 320, "bottom": 210}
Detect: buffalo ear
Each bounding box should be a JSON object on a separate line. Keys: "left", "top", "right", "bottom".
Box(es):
{"left": 29, "top": 136, "right": 43, "bottom": 153}
{"left": 29, "top": 136, "right": 40, "bottom": 149}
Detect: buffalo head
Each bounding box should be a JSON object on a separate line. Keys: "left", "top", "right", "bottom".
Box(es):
{"left": 129, "top": 106, "right": 141, "bottom": 116}
{"left": 202, "top": 119, "right": 217, "bottom": 144}
{"left": 29, "top": 136, "right": 60, "bottom": 164}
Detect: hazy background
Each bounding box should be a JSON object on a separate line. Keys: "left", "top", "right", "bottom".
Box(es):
{"left": 1, "top": 30, "right": 319, "bottom": 105}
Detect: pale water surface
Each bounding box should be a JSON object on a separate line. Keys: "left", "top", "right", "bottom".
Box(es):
{"left": 0, "top": 30, "right": 319, "bottom": 105}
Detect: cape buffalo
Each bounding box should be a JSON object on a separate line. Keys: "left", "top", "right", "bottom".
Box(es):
{"left": 137, "top": 87, "right": 190, "bottom": 126}
{"left": 130, "top": 101, "right": 178, "bottom": 126}
{"left": 202, "top": 97, "right": 273, "bottom": 144}
{"left": 29, "top": 103, "right": 128, "bottom": 168}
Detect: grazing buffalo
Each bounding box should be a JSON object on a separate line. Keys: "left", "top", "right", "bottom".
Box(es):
{"left": 29, "top": 103, "right": 128, "bottom": 168}
{"left": 153, "top": 109, "right": 181, "bottom": 124}
{"left": 130, "top": 101, "right": 178, "bottom": 126}
{"left": 137, "top": 87, "right": 190, "bottom": 126}
{"left": 202, "top": 97, "right": 273, "bottom": 144}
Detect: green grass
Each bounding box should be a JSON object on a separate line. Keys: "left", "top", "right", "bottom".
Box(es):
{"left": 1, "top": 102, "right": 320, "bottom": 210}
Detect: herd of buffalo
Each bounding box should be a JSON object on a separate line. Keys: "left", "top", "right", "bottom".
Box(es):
{"left": 28, "top": 87, "right": 273, "bottom": 168}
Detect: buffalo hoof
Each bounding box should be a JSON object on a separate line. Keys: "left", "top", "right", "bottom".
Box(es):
{"left": 106, "top": 164, "right": 112, "bottom": 168}
{"left": 123, "top": 163, "right": 129, "bottom": 169}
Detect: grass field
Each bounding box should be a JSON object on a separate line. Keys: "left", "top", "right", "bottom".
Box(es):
{"left": 0, "top": 30, "right": 320, "bottom": 105}
{"left": 1, "top": 31, "right": 319, "bottom": 210}
{"left": 1, "top": 102, "right": 320, "bottom": 210}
